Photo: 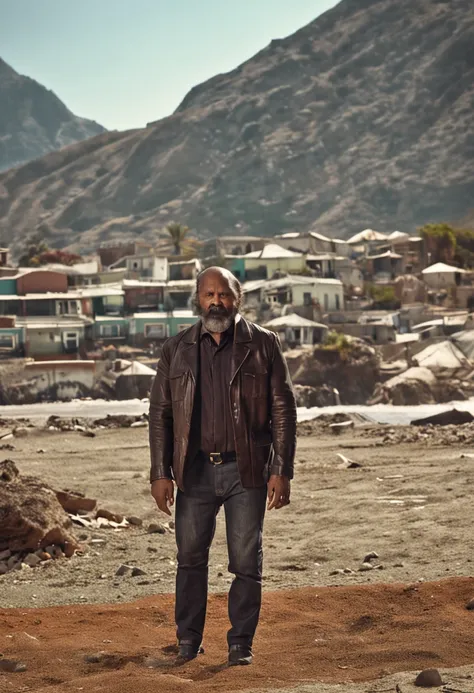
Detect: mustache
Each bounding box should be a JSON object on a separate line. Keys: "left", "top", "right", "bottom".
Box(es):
{"left": 206, "top": 305, "right": 228, "bottom": 315}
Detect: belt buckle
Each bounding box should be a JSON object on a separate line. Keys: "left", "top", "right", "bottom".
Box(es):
{"left": 209, "top": 452, "right": 223, "bottom": 465}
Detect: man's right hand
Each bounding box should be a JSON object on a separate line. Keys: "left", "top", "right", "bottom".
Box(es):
{"left": 151, "top": 479, "right": 175, "bottom": 516}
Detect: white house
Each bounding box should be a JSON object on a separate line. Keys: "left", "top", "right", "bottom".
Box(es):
{"left": 422, "top": 262, "right": 467, "bottom": 289}
{"left": 243, "top": 275, "right": 344, "bottom": 312}
{"left": 264, "top": 314, "right": 328, "bottom": 346}
{"left": 110, "top": 253, "right": 168, "bottom": 281}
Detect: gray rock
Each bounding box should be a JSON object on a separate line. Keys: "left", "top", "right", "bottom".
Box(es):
{"left": 13, "top": 427, "right": 29, "bottom": 438}
{"left": 414, "top": 668, "right": 443, "bottom": 687}
{"left": 131, "top": 567, "right": 147, "bottom": 577}
{"left": 363, "top": 551, "right": 379, "bottom": 563}
{"left": 115, "top": 564, "right": 133, "bottom": 576}
{"left": 126, "top": 516, "right": 143, "bottom": 527}
{"left": 0, "top": 548, "right": 11, "bottom": 561}
{"left": 358, "top": 562, "right": 374, "bottom": 572}
{"left": 329, "top": 569, "right": 345, "bottom": 575}
{"left": 23, "top": 553, "right": 42, "bottom": 568}
{"left": 147, "top": 522, "right": 166, "bottom": 535}
{"left": 0, "top": 561, "right": 8, "bottom": 575}
{"left": 0, "top": 659, "right": 27, "bottom": 673}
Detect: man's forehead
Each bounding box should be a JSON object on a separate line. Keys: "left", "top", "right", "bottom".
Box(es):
{"left": 200, "top": 272, "right": 231, "bottom": 290}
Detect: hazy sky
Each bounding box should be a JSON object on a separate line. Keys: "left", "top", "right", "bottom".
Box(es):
{"left": 1, "top": 0, "right": 339, "bottom": 131}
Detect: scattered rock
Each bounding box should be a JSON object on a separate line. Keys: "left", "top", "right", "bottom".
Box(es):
{"left": 359, "top": 562, "right": 374, "bottom": 572}
{"left": 0, "top": 548, "right": 11, "bottom": 561}
{"left": 466, "top": 597, "right": 474, "bottom": 610}
{"left": 147, "top": 522, "right": 166, "bottom": 535}
{"left": 414, "top": 668, "right": 443, "bottom": 687}
{"left": 56, "top": 490, "right": 97, "bottom": 514}
{"left": 131, "top": 567, "right": 147, "bottom": 577}
{"left": 330, "top": 569, "right": 345, "bottom": 575}
{"left": 115, "top": 564, "right": 133, "bottom": 576}
{"left": 13, "top": 427, "right": 29, "bottom": 438}
{"left": 363, "top": 551, "right": 379, "bottom": 563}
{"left": 23, "top": 553, "right": 42, "bottom": 567}
{"left": 96, "top": 509, "right": 124, "bottom": 524}
{"left": 412, "top": 409, "right": 474, "bottom": 427}
{"left": 0, "top": 561, "right": 8, "bottom": 574}
{"left": 126, "top": 516, "right": 143, "bottom": 527}
{"left": 36, "top": 448, "right": 46, "bottom": 454}
{"left": 0, "top": 659, "right": 27, "bottom": 673}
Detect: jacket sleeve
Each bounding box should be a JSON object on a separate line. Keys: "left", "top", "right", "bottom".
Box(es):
{"left": 269, "top": 334, "right": 297, "bottom": 479}
{"left": 149, "top": 341, "right": 174, "bottom": 483}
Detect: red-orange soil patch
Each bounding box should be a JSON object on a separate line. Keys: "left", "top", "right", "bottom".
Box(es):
{"left": 1, "top": 577, "right": 474, "bottom": 692}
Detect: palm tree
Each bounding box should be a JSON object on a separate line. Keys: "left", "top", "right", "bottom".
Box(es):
{"left": 165, "top": 222, "right": 190, "bottom": 256}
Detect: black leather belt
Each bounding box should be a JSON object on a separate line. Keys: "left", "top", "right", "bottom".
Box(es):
{"left": 203, "top": 451, "right": 237, "bottom": 465}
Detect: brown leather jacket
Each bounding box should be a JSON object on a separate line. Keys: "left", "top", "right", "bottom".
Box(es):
{"left": 149, "top": 315, "right": 296, "bottom": 490}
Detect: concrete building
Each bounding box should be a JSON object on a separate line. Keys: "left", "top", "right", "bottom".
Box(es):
{"left": 243, "top": 275, "right": 344, "bottom": 312}
{"left": 202, "top": 236, "right": 266, "bottom": 257}
{"left": 110, "top": 253, "right": 168, "bottom": 281}
{"left": 422, "top": 263, "right": 467, "bottom": 289}
{"left": 275, "top": 232, "right": 350, "bottom": 257}
{"left": 129, "top": 310, "right": 198, "bottom": 345}
{"left": 228, "top": 244, "right": 307, "bottom": 281}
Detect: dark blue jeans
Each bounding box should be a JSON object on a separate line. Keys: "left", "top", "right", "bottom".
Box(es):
{"left": 175, "top": 456, "right": 267, "bottom": 649}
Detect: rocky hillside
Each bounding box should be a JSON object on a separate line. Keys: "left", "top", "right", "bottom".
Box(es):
{"left": 0, "top": 0, "right": 473, "bottom": 254}
{"left": 0, "top": 58, "right": 105, "bottom": 172}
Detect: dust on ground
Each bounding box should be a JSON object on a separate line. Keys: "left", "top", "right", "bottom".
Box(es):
{"left": 1, "top": 420, "right": 474, "bottom": 692}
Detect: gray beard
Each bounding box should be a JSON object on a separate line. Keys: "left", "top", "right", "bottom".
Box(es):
{"left": 201, "top": 313, "right": 234, "bottom": 333}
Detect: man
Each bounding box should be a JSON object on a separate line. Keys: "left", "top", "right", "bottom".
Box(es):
{"left": 149, "top": 267, "right": 296, "bottom": 666}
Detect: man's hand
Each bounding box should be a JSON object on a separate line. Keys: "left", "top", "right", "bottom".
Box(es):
{"left": 151, "top": 479, "right": 175, "bottom": 516}
{"left": 267, "top": 475, "right": 290, "bottom": 510}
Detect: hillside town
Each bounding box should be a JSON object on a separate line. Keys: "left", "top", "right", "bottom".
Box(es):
{"left": 1, "top": 225, "right": 474, "bottom": 406}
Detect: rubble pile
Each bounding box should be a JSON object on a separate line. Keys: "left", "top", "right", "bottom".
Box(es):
{"left": 0, "top": 463, "right": 156, "bottom": 576}
{"left": 293, "top": 384, "right": 339, "bottom": 408}
{"left": 0, "top": 459, "right": 79, "bottom": 572}
{"left": 45, "top": 413, "right": 149, "bottom": 433}
{"left": 290, "top": 340, "right": 381, "bottom": 404}
{"left": 363, "top": 422, "right": 474, "bottom": 446}
{"left": 297, "top": 413, "right": 372, "bottom": 437}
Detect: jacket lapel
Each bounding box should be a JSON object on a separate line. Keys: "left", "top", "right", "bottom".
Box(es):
{"left": 230, "top": 315, "right": 252, "bottom": 384}
{"left": 181, "top": 321, "right": 200, "bottom": 383}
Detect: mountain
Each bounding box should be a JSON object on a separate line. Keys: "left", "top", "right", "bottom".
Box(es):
{"left": 0, "top": 0, "right": 473, "bottom": 254}
{"left": 0, "top": 58, "right": 105, "bottom": 172}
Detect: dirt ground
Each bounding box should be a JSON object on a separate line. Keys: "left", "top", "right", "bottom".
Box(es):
{"left": 1, "top": 422, "right": 474, "bottom": 692}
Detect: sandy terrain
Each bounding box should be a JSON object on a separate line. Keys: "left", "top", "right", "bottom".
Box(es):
{"left": 1, "top": 422, "right": 474, "bottom": 692}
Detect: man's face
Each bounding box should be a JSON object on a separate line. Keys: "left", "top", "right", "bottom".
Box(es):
{"left": 197, "top": 272, "right": 238, "bottom": 333}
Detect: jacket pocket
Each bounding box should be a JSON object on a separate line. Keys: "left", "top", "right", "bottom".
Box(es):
{"left": 242, "top": 371, "right": 268, "bottom": 398}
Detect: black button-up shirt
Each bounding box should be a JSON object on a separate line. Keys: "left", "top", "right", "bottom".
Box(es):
{"left": 199, "top": 322, "right": 235, "bottom": 453}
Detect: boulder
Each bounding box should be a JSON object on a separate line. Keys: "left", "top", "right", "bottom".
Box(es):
{"left": 0, "top": 459, "right": 79, "bottom": 555}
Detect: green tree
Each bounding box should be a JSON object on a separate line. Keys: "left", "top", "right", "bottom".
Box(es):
{"left": 419, "top": 223, "right": 456, "bottom": 265}
{"left": 165, "top": 222, "right": 190, "bottom": 256}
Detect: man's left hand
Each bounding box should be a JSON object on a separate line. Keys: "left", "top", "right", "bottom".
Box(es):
{"left": 267, "top": 475, "right": 291, "bottom": 510}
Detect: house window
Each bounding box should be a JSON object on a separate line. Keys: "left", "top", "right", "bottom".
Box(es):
{"left": 63, "top": 331, "right": 79, "bottom": 351}
{"left": 0, "top": 334, "right": 15, "bottom": 349}
{"left": 100, "top": 324, "right": 123, "bottom": 338}
{"left": 57, "top": 300, "right": 79, "bottom": 315}
{"left": 324, "top": 294, "right": 329, "bottom": 311}
{"left": 178, "top": 324, "right": 191, "bottom": 332}
{"left": 335, "top": 294, "right": 340, "bottom": 310}
{"left": 303, "top": 292, "right": 312, "bottom": 306}
{"left": 144, "top": 323, "right": 166, "bottom": 339}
